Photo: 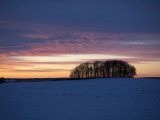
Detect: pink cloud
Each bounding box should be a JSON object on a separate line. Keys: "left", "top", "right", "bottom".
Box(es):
{"left": 1, "top": 31, "right": 160, "bottom": 64}
{"left": 22, "top": 34, "right": 54, "bottom": 39}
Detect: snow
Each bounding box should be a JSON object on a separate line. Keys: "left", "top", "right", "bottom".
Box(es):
{"left": 0, "top": 78, "right": 160, "bottom": 120}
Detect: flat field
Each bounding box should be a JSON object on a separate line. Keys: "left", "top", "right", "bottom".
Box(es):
{"left": 0, "top": 78, "right": 160, "bottom": 120}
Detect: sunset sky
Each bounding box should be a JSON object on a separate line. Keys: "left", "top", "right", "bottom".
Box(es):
{"left": 0, "top": 0, "right": 160, "bottom": 78}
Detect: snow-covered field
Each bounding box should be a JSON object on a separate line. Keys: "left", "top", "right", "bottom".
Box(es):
{"left": 0, "top": 78, "right": 160, "bottom": 120}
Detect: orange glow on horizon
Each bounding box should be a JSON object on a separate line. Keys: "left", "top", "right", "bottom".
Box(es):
{"left": 1, "top": 61, "right": 160, "bottom": 78}
{"left": 133, "top": 62, "right": 160, "bottom": 77}
{"left": 1, "top": 71, "right": 70, "bottom": 78}
{"left": 0, "top": 54, "right": 160, "bottom": 78}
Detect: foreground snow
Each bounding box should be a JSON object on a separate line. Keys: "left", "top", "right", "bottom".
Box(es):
{"left": 0, "top": 78, "right": 160, "bottom": 120}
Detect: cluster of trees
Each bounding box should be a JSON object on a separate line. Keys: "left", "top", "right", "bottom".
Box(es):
{"left": 0, "top": 77, "right": 5, "bottom": 83}
{"left": 70, "top": 60, "right": 136, "bottom": 79}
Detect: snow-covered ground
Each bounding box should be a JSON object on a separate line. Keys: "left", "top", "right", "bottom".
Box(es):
{"left": 0, "top": 78, "right": 160, "bottom": 120}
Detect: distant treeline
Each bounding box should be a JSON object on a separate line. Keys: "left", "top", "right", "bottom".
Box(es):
{"left": 0, "top": 77, "right": 5, "bottom": 83}
{"left": 1, "top": 78, "right": 73, "bottom": 83}
{"left": 70, "top": 60, "right": 136, "bottom": 79}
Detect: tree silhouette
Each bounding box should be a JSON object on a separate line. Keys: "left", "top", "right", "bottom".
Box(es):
{"left": 0, "top": 77, "right": 5, "bottom": 83}
{"left": 70, "top": 60, "right": 136, "bottom": 79}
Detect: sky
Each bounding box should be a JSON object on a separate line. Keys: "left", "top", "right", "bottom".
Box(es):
{"left": 0, "top": 0, "right": 160, "bottom": 78}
